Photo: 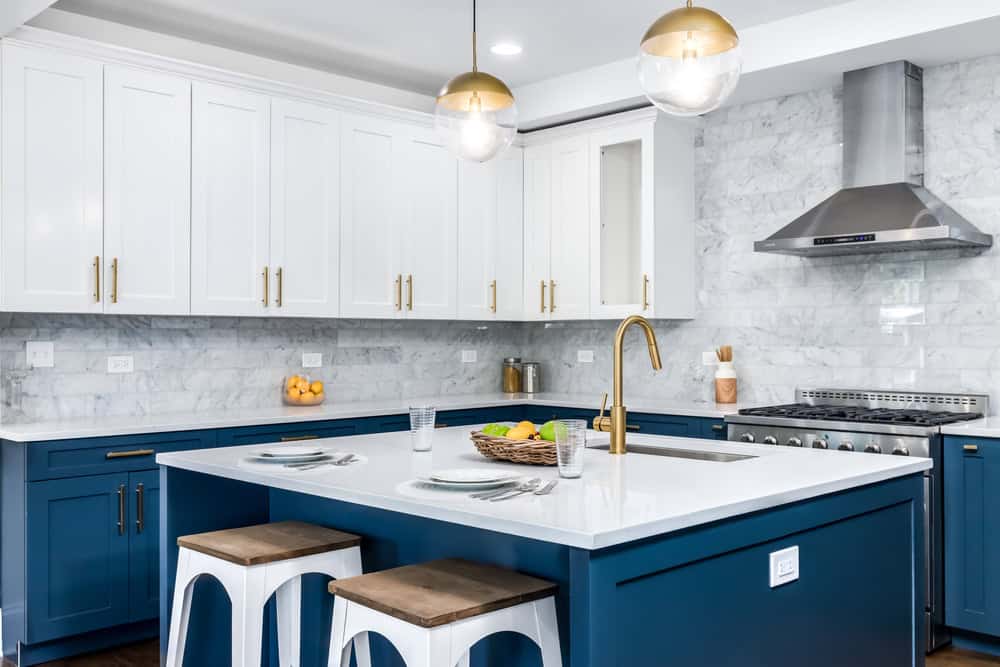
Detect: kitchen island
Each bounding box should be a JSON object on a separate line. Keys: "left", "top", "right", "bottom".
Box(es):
{"left": 157, "top": 427, "right": 929, "bottom": 667}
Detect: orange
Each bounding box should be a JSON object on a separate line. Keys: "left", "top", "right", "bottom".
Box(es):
{"left": 300, "top": 391, "right": 316, "bottom": 401}
{"left": 296, "top": 379, "right": 309, "bottom": 392}
{"left": 286, "top": 389, "right": 300, "bottom": 402}
{"left": 310, "top": 381, "right": 324, "bottom": 394}
{"left": 286, "top": 376, "right": 300, "bottom": 391}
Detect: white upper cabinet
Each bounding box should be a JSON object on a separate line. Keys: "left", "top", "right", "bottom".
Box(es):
{"left": 398, "top": 126, "right": 458, "bottom": 319}
{"left": 1, "top": 45, "right": 104, "bottom": 313}
{"left": 522, "top": 144, "right": 552, "bottom": 322}
{"left": 340, "top": 113, "right": 403, "bottom": 319}
{"left": 270, "top": 99, "right": 340, "bottom": 317}
{"left": 190, "top": 83, "right": 271, "bottom": 316}
{"left": 104, "top": 65, "right": 192, "bottom": 315}
{"left": 548, "top": 136, "right": 590, "bottom": 320}
{"left": 458, "top": 148, "right": 524, "bottom": 320}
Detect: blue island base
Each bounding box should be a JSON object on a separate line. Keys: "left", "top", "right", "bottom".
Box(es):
{"left": 160, "top": 468, "right": 925, "bottom": 667}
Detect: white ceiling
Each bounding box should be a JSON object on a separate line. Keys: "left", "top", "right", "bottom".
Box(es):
{"left": 51, "top": 0, "right": 850, "bottom": 94}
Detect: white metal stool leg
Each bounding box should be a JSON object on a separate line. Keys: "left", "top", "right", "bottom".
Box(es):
{"left": 227, "top": 568, "right": 267, "bottom": 667}
{"left": 276, "top": 576, "right": 302, "bottom": 667}
{"left": 165, "top": 549, "right": 195, "bottom": 667}
{"left": 533, "top": 598, "right": 563, "bottom": 667}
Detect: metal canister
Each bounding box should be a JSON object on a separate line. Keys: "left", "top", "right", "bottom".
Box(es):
{"left": 522, "top": 362, "right": 541, "bottom": 393}
{"left": 502, "top": 357, "right": 522, "bottom": 393}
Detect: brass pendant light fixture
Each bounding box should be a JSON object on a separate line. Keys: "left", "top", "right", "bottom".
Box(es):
{"left": 637, "top": 0, "right": 742, "bottom": 116}
{"left": 434, "top": 0, "right": 517, "bottom": 162}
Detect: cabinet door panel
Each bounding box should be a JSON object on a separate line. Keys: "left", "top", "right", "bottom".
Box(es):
{"left": 522, "top": 145, "right": 551, "bottom": 321}
{"left": 549, "top": 137, "right": 590, "bottom": 319}
{"left": 1, "top": 44, "right": 104, "bottom": 313}
{"left": 129, "top": 470, "right": 160, "bottom": 621}
{"left": 104, "top": 65, "right": 191, "bottom": 315}
{"left": 400, "top": 128, "right": 457, "bottom": 319}
{"left": 340, "top": 114, "right": 402, "bottom": 318}
{"left": 495, "top": 149, "right": 524, "bottom": 320}
{"left": 26, "top": 474, "right": 131, "bottom": 642}
{"left": 191, "top": 83, "right": 270, "bottom": 316}
{"left": 457, "top": 160, "right": 498, "bottom": 320}
{"left": 271, "top": 99, "right": 340, "bottom": 317}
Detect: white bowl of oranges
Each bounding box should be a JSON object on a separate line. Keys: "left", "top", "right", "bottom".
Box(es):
{"left": 283, "top": 375, "right": 325, "bottom": 406}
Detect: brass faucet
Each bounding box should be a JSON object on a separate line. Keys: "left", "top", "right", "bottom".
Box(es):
{"left": 593, "top": 315, "right": 663, "bottom": 454}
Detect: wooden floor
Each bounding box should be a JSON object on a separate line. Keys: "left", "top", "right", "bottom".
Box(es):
{"left": 5, "top": 640, "right": 999, "bottom": 666}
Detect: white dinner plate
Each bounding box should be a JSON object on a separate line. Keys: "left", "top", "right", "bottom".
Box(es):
{"left": 416, "top": 477, "right": 518, "bottom": 491}
{"left": 430, "top": 468, "right": 518, "bottom": 484}
{"left": 258, "top": 445, "right": 324, "bottom": 458}
{"left": 251, "top": 449, "right": 327, "bottom": 464}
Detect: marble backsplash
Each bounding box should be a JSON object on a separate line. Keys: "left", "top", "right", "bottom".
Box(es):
{"left": 3, "top": 54, "right": 1000, "bottom": 423}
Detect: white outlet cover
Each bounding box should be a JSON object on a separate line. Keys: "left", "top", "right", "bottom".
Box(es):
{"left": 578, "top": 350, "right": 594, "bottom": 363}
{"left": 461, "top": 350, "right": 477, "bottom": 363}
{"left": 302, "top": 353, "right": 323, "bottom": 368}
{"left": 107, "top": 355, "right": 134, "bottom": 374}
{"left": 702, "top": 350, "right": 718, "bottom": 366}
{"left": 26, "top": 342, "right": 54, "bottom": 368}
{"left": 769, "top": 546, "right": 800, "bottom": 588}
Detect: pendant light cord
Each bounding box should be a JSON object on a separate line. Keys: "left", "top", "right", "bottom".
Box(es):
{"left": 472, "top": 0, "right": 478, "bottom": 72}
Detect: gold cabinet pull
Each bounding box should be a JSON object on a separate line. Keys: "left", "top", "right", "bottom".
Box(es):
{"left": 549, "top": 280, "right": 556, "bottom": 312}
{"left": 116, "top": 484, "right": 126, "bottom": 536}
{"left": 711, "top": 423, "right": 725, "bottom": 432}
{"left": 111, "top": 258, "right": 119, "bottom": 304}
{"left": 262, "top": 266, "right": 270, "bottom": 306}
{"left": 539, "top": 280, "right": 546, "bottom": 313}
{"left": 93, "top": 256, "right": 101, "bottom": 302}
{"left": 626, "top": 424, "right": 641, "bottom": 432}
{"left": 394, "top": 274, "right": 402, "bottom": 311}
{"left": 489, "top": 280, "right": 497, "bottom": 313}
{"left": 406, "top": 274, "right": 413, "bottom": 311}
{"left": 642, "top": 274, "right": 649, "bottom": 311}
{"left": 135, "top": 482, "right": 145, "bottom": 533}
{"left": 280, "top": 434, "right": 318, "bottom": 442}
{"left": 275, "top": 267, "right": 283, "bottom": 308}
{"left": 964, "top": 444, "right": 980, "bottom": 453}
{"left": 106, "top": 448, "right": 155, "bottom": 459}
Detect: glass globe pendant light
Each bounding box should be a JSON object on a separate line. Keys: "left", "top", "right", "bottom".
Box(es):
{"left": 434, "top": 0, "right": 517, "bottom": 162}
{"left": 637, "top": 0, "right": 742, "bottom": 116}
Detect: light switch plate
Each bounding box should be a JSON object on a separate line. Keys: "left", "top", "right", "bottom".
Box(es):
{"left": 107, "top": 355, "right": 134, "bottom": 374}
{"left": 26, "top": 342, "right": 54, "bottom": 368}
{"left": 302, "top": 353, "right": 323, "bottom": 368}
{"left": 702, "top": 350, "right": 718, "bottom": 366}
{"left": 461, "top": 350, "right": 477, "bottom": 363}
{"left": 769, "top": 546, "right": 800, "bottom": 588}
{"left": 577, "top": 350, "right": 594, "bottom": 363}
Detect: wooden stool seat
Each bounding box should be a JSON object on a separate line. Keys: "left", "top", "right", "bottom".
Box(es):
{"left": 177, "top": 520, "right": 361, "bottom": 566}
{"left": 328, "top": 558, "right": 557, "bottom": 628}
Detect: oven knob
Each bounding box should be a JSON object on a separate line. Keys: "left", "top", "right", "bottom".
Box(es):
{"left": 786, "top": 437, "right": 803, "bottom": 447}
{"left": 892, "top": 446, "right": 910, "bottom": 456}
{"left": 864, "top": 443, "right": 882, "bottom": 454}
{"left": 812, "top": 438, "right": 829, "bottom": 449}
{"left": 739, "top": 433, "right": 755, "bottom": 443}
{"left": 839, "top": 441, "right": 855, "bottom": 452}
{"left": 763, "top": 436, "right": 778, "bottom": 445}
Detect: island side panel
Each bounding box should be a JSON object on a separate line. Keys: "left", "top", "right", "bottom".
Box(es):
{"left": 580, "top": 473, "right": 926, "bottom": 667}
{"left": 267, "top": 488, "right": 574, "bottom": 667}
{"left": 159, "top": 467, "right": 270, "bottom": 667}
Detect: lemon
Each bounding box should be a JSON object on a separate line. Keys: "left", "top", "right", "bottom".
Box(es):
{"left": 286, "top": 376, "right": 300, "bottom": 391}
{"left": 301, "top": 391, "right": 316, "bottom": 401}
{"left": 310, "top": 381, "right": 324, "bottom": 394}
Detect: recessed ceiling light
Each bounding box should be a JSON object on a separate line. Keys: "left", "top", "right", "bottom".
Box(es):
{"left": 490, "top": 42, "right": 523, "bottom": 56}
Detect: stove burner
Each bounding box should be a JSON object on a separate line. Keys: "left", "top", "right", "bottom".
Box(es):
{"left": 738, "top": 403, "right": 983, "bottom": 427}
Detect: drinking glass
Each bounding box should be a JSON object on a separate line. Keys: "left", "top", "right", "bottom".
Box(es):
{"left": 409, "top": 406, "right": 436, "bottom": 452}
{"left": 555, "top": 419, "right": 586, "bottom": 478}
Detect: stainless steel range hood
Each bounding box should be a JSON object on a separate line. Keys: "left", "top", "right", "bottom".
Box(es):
{"left": 754, "top": 61, "right": 992, "bottom": 257}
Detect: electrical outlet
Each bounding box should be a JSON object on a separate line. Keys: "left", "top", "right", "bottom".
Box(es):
{"left": 769, "top": 546, "right": 799, "bottom": 588}
{"left": 461, "top": 350, "right": 477, "bottom": 363}
{"left": 107, "top": 355, "right": 134, "bottom": 374}
{"left": 577, "top": 350, "right": 594, "bottom": 363}
{"left": 302, "top": 353, "right": 323, "bottom": 368}
{"left": 702, "top": 350, "right": 718, "bottom": 366}
{"left": 26, "top": 342, "right": 54, "bottom": 368}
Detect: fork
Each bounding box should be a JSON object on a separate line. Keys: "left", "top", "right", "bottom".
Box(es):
{"left": 472, "top": 478, "right": 539, "bottom": 500}
{"left": 487, "top": 478, "right": 546, "bottom": 502}
{"left": 285, "top": 453, "right": 354, "bottom": 470}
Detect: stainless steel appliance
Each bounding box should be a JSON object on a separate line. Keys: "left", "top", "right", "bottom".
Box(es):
{"left": 754, "top": 61, "right": 993, "bottom": 256}
{"left": 725, "top": 388, "right": 989, "bottom": 653}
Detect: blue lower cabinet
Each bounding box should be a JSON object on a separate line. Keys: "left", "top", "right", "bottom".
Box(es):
{"left": 218, "top": 420, "right": 360, "bottom": 446}
{"left": 522, "top": 405, "right": 597, "bottom": 425}
{"left": 945, "top": 436, "right": 1000, "bottom": 637}
{"left": 128, "top": 470, "right": 160, "bottom": 621}
{"left": 26, "top": 474, "right": 132, "bottom": 643}
{"left": 701, "top": 418, "right": 727, "bottom": 440}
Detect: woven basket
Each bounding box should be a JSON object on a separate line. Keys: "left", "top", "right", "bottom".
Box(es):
{"left": 470, "top": 431, "right": 557, "bottom": 466}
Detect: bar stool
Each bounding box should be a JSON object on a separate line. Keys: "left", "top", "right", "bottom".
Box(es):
{"left": 166, "top": 520, "right": 371, "bottom": 667}
{"left": 327, "top": 558, "right": 562, "bottom": 667}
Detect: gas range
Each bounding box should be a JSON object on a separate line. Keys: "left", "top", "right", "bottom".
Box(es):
{"left": 725, "top": 387, "right": 989, "bottom": 654}
{"left": 725, "top": 388, "right": 987, "bottom": 456}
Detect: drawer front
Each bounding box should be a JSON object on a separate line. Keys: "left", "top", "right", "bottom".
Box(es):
{"left": 27, "top": 431, "right": 216, "bottom": 481}
{"left": 217, "top": 420, "right": 359, "bottom": 446}
{"left": 522, "top": 406, "right": 597, "bottom": 425}
{"left": 700, "top": 418, "right": 727, "bottom": 440}
{"left": 437, "top": 406, "right": 522, "bottom": 428}
{"left": 628, "top": 413, "right": 699, "bottom": 438}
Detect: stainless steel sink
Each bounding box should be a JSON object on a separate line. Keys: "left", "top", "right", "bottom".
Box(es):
{"left": 589, "top": 443, "right": 757, "bottom": 462}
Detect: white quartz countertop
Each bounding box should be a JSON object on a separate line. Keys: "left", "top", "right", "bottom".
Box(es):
{"left": 156, "top": 426, "right": 930, "bottom": 550}
{"left": 0, "top": 393, "right": 746, "bottom": 442}
{"left": 940, "top": 417, "right": 1000, "bottom": 439}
